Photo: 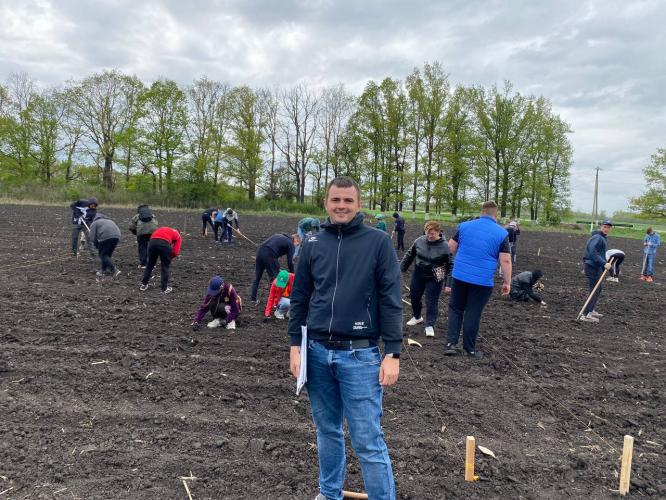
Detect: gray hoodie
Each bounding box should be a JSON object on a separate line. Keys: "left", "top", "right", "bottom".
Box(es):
{"left": 89, "top": 213, "right": 121, "bottom": 246}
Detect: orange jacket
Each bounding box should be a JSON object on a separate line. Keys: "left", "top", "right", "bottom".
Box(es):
{"left": 264, "top": 273, "right": 294, "bottom": 316}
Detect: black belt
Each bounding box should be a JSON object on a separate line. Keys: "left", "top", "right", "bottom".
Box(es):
{"left": 313, "top": 338, "right": 372, "bottom": 350}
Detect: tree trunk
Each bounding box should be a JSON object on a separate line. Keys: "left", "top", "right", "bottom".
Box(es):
{"left": 103, "top": 155, "right": 113, "bottom": 189}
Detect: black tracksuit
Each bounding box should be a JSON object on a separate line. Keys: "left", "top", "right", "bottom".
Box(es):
{"left": 250, "top": 233, "right": 295, "bottom": 301}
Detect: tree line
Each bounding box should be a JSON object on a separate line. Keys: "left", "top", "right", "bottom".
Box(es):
{"left": 0, "top": 62, "right": 572, "bottom": 220}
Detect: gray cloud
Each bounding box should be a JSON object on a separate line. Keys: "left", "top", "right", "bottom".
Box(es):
{"left": 1, "top": 0, "right": 664, "bottom": 212}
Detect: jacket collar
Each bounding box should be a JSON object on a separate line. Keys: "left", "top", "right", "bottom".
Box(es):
{"left": 322, "top": 212, "right": 365, "bottom": 234}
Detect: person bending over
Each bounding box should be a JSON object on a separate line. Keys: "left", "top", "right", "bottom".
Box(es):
{"left": 263, "top": 270, "right": 294, "bottom": 321}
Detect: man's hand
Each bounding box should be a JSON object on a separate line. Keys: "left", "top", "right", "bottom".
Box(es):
{"left": 444, "top": 286, "right": 451, "bottom": 294}
{"left": 379, "top": 356, "right": 400, "bottom": 386}
{"left": 604, "top": 262, "right": 611, "bottom": 270}
{"left": 501, "top": 282, "right": 510, "bottom": 296}
{"left": 289, "top": 346, "right": 301, "bottom": 379}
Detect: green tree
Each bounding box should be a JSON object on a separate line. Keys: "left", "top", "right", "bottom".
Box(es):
{"left": 136, "top": 79, "right": 187, "bottom": 192}
{"left": 225, "top": 86, "right": 264, "bottom": 200}
{"left": 66, "top": 70, "right": 144, "bottom": 189}
{"left": 630, "top": 148, "right": 666, "bottom": 218}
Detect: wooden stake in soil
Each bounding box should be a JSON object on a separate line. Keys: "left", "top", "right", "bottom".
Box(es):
{"left": 181, "top": 479, "right": 193, "bottom": 500}
{"left": 342, "top": 490, "right": 368, "bottom": 499}
{"left": 465, "top": 436, "right": 476, "bottom": 481}
{"left": 619, "top": 435, "right": 634, "bottom": 496}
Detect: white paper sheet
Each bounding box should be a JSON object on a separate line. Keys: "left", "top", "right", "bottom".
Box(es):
{"left": 296, "top": 325, "right": 307, "bottom": 395}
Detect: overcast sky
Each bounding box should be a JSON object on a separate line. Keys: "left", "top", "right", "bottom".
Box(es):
{"left": 1, "top": 0, "right": 664, "bottom": 213}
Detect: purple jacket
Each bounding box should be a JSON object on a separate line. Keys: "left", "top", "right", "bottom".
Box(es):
{"left": 193, "top": 283, "right": 242, "bottom": 324}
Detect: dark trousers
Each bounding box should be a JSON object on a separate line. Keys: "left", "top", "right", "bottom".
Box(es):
{"left": 137, "top": 234, "right": 151, "bottom": 266}
{"left": 98, "top": 238, "right": 119, "bottom": 273}
{"left": 142, "top": 239, "right": 173, "bottom": 291}
{"left": 250, "top": 246, "right": 280, "bottom": 301}
{"left": 410, "top": 272, "right": 443, "bottom": 327}
{"left": 510, "top": 242, "right": 517, "bottom": 264}
{"left": 202, "top": 215, "right": 214, "bottom": 236}
{"left": 583, "top": 264, "right": 603, "bottom": 315}
{"left": 396, "top": 230, "right": 405, "bottom": 251}
{"left": 213, "top": 221, "right": 224, "bottom": 240}
{"left": 446, "top": 278, "right": 493, "bottom": 353}
{"left": 220, "top": 224, "right": 233, "bottom": 243}
{"left": 71, "top": 223, "right": 94, "bottom": 255}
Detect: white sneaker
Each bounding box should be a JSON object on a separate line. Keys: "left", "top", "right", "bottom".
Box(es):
{"left": 162, "top": 287, "right": 173, "bottom": 295}
{"left": 606, "top": 277, "right": 619, "bottom": 282}
{"left": 579, "top": 313, "right": 599, "bottom": 323}
{"left": 589, "top": 310, "right": 603, "bottom": 318}
{"left": 274, "top": 310, "right": 285, "bottom": 319}
{"left": 406, "top": 317, "right": 423, "bottom": 326}
{"left": 139, "top": 284, "right": 149, "bottom": 291}
{"left": 207, "top": 318, "right": 222, "bottom": 328}
{"left": 425, "top": 326, "right": 435, "bottom": 337}
{"left": 113, "top": 269, "right": 121, "bottom": 277}
{"left": 225, "top": 320, "right": 236, "bottom": 330}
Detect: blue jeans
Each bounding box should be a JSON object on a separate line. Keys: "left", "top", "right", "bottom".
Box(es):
{"left": 644, "top": 253, "right": 656, "bottom": 276}
{"left": 277, "top": 297, "right": 290, "bottom": 313}
{"left": 307, "top": 340, "right": 395, "bottom": 500}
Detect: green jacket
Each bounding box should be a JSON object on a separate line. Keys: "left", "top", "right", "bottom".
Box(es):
{"left": 375, "top": 220, "right": 387, "bottom": 232}
{"left": 129, "top": 213, "right": 158, "bottom": 237}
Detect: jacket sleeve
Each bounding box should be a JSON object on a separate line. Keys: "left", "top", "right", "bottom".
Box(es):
{"left": 444, "top": 252, "right": 453, "bottom": 287}
{"left": 88, "top": 221, "right": 99, "bottom": 248}
{"left": 286, "top": 242, "right": 295, "bottom": 273}
{"left": 193, "top": 295, "right": 212, "bottom": 324}
{"left": 376, "top": 236, "right": 403, "bottom": 354}
{"left": 227, "top": 287, "right": 241, "bottom": 322}
{"left": 129, "top": 215, "right": 138, "bottom": 234}
{"left": 400, "top": 242, "right": 416, "bottom": 272}
{"left": 265, "top": 284, "right": 280, "bottom": 316}
{"left": 593, "top": 237, "right": 606, "bottom": 267}
{"left": 288, "top": 245, "right": 315, "bottom": 346}
{"left": 171, "top": 232, "right": 183, "bottom": 257}
{"left": 234, "top": 215, "right": 239, "bottom": 228}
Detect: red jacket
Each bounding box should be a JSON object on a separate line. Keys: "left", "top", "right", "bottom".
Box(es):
{"left": 151, "top": 227, "right": 182, "bottom": 257}
{"left": 264, "top": 273, "right": 294, "bottom": 317}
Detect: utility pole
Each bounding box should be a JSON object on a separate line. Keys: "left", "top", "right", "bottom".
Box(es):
{"left": 590, "top": 167, "right": 600, "bottom": 233}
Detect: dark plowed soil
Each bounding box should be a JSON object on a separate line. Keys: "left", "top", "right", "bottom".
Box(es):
{"left": 1, "top": 204, "right": 664, "bottom": 499}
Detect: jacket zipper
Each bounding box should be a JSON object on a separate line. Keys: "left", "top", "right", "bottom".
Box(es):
{"left": 327, "top": 226, "right": 343, "bottom": 339}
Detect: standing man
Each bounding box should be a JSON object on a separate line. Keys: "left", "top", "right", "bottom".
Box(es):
{"left": 580, "top": 220, "right": 613, "bottom": 322}
{"left": 249, "top": 233, "right": 296, "bottom": 305}
{"left": 642, "top": 227, "right": 660, "bottom": 282}
{"left": 69, "top": 197, "right": 98, "bottom": 257}
{"left": 288, "top": 176, "right": 402, "bottom": 500}
{"left": 392, "top": 212, "right": 406, "bottom": 251}
{"left": 140, "top": 226, "right": 182, "bottom": 294}
{"left": 445, "top": 201, "right": 511, "bottom": 359}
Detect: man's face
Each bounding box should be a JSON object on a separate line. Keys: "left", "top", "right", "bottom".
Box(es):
{"left": 601, "top": 224, "right": 612, "bottom": 235}
{"left": 325, "top": 186, "right": 361, "bottom": 225}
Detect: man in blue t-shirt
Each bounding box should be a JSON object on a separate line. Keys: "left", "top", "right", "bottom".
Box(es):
{"left": 445, "top": 201, "right": 512, "bottom": 359}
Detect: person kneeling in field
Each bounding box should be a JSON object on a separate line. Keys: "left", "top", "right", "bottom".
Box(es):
{"left": 605, "top": 249, "right": 625, "bottom": 283}
{"left": 263, "top": 270, "right": 294, "bottom": 322}
{"left": 509, "top": 269, "right": 545, "bottom": 305}
{"left": 192, "top": 276, "right": 242, "bottom": 331}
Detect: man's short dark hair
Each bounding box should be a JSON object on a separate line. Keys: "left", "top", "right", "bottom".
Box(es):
{"left": 481, "top": 201, "right": 498, "bottom": 214}
{"left": 326, "top": 176, "right": 361, "bottom": 200}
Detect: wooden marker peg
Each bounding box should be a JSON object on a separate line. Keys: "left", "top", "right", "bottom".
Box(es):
{"left": 465, "top": 436, "right": 476, "bottom": 481}
{"left": 342, "top": 491, "right": 368, "bottom": 499}
{"left": 619, "top": 435, "right": 634, "bottom": 496}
